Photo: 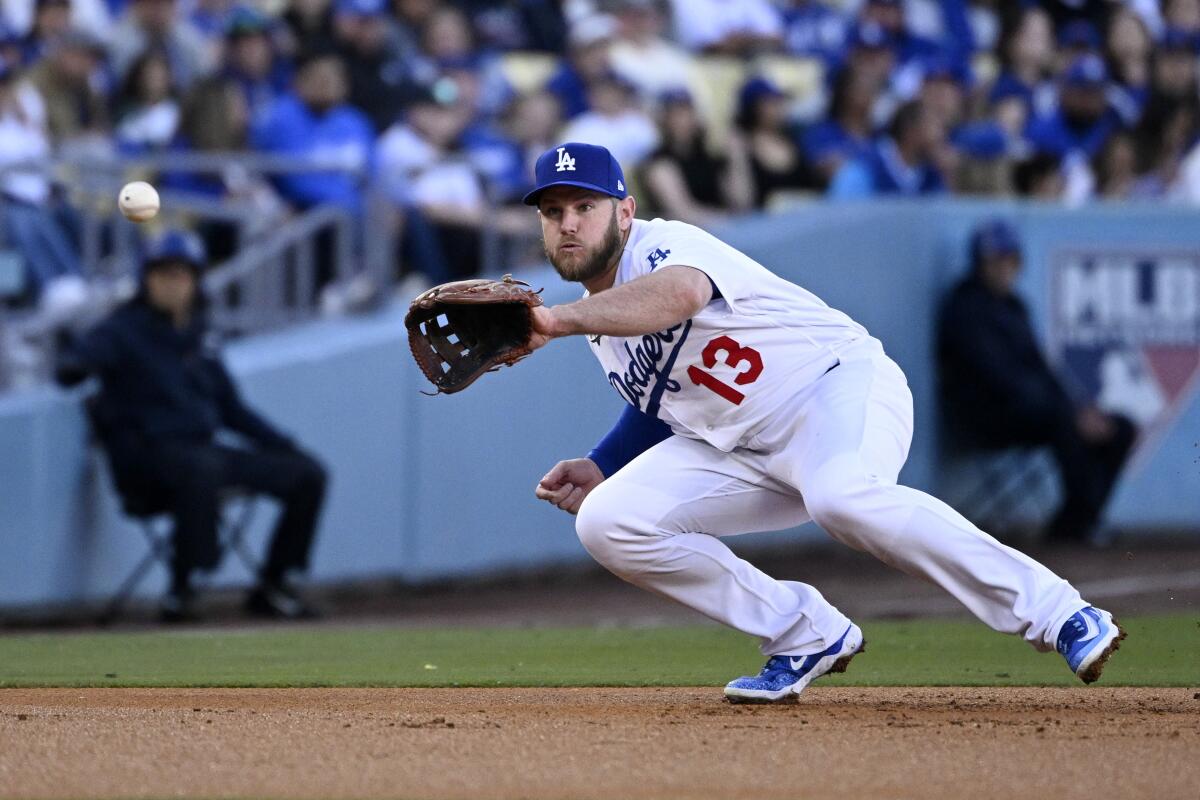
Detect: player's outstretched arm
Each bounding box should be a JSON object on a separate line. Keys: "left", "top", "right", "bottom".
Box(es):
{"left": 534, "top": 458, "right": 605, "bottom": 515}
{"left": 530, "top": 265, "right": 713, "bottom": 348}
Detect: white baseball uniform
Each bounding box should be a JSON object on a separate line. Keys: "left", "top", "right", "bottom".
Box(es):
{"left": 577, "top": 217, "right": 1088, "bottom": 656}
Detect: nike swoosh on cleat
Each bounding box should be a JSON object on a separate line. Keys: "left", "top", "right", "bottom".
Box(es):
{"left": 1079, "top": 612, "right": 1100, "bottom": 643}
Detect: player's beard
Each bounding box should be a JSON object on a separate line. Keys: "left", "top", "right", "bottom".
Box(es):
{"left": 546, "top": 212, "right": 622, "bottom": 283}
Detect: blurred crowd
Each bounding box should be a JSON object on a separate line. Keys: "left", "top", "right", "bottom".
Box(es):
{"left": 4, "top": 0, "right": 1200, "bottom": 293}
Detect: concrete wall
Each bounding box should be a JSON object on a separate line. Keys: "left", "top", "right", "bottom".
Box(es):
{"left": 2, "top": 200, "right": 1197, "bottom": 608}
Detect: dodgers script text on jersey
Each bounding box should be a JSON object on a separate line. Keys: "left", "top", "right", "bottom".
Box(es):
{"left": 585, "top": 218, "right": 869, "bottom": 452}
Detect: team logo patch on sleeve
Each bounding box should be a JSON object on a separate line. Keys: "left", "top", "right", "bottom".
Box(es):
{"left": 647, "top": 248, "right": 672, "bottom": 269}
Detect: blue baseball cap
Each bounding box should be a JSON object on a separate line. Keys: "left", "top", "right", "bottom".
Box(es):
{"left": 971, "top": 219, "right": 1021, "bottom": 267}
{"left": 522, "top": 142, "right": 628, "bottom": 206}
{"left": 142, "top": 229, "right": 207, "bottom": 271}
{"left": 923, "top": 55, "right": 973, "bottom": 87}
{"left": 1063, "top": 54, "right": 1108, "bottom": 87}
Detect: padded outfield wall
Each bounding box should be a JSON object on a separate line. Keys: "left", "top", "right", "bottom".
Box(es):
{"left": 1, "top": 200, "right": 1198, "bottom": 608}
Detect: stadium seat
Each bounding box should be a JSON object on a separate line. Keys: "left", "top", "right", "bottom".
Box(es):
{"left": 85, "top": 396, "right": 261, "bottom": 624}
{"left": 694, "top": 56, "right": 749, "bottom": 148}
{"left": 499, "top": 51, "right": 558, "bottom": 94}
{"left": 756, "top": 55, "right": 826, "bottom": 107}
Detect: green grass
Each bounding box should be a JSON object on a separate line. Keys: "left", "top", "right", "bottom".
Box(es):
{"left": 0, "top": 615, "right": 1196, "bottom": 688}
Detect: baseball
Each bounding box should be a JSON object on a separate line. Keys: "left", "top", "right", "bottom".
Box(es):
{"left": 118, "top": 181, "right": 160, "bottom": 223}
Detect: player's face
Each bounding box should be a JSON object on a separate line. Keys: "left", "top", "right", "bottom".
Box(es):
{"left": 538, "top": 188, "right": 627, "bottom": 284}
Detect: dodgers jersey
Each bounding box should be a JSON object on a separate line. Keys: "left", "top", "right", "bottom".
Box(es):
{"left": 586, "top": 218, "right": 869, "bottom": 452}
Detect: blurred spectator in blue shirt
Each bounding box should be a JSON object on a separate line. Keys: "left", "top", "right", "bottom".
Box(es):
{"left": 461, "top": 89, "right": 562, "bottom": 204}
{"left": 114, "top": 48, "right": 180, "bottom": 153}
{"left": 333, "top": 0, "right": 419, "bottom": 133}
{"left": 545, "top": 14, "right": 616, "bottom": 120}
{"left": 781, "top": 0, "right": 851, "bottom": 64}
{"left": 829, "top": 99, "right": 947, "bottom": 198}
{"left": 1025, "top": 55, "right": 1121, "bottom": 160}
{"left": 109, "top": 0, "right": 215, "bottom": 88}
{"left": 222, "top": 6, "right": 291, "bottom": 126}
{"left": 251, "top": 52, "right": 373, "bottom": 214}
{"left": 804, "top": 66, "right": 880, "bottom": 183}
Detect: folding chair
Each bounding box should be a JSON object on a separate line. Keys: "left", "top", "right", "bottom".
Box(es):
{"left": 938, "top": 425, "right": 1056, "bottom": 536}
{"left": 84, "top": 396, "right": 262, "bottom": 624}
{"left": 97, "top": 488, "right": 260, "bottom": 625}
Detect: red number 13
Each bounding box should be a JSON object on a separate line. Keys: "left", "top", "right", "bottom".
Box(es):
{"left": 687, "top": 335, "right": 763, "bottom": 405}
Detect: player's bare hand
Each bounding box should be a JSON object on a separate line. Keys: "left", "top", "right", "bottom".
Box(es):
{"left": 535, "top": 458, "right": 605, "bottom": 515}
{"left": 529, "top": 305, "right": 560, "bottom": 351}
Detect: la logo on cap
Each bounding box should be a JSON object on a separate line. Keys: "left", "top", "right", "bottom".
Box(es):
{"left": 555, "top": 147, "right": 576, "bottom": 172}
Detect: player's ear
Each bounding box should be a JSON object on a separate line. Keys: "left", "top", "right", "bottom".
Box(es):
{"left": 617, "top": 195, "right": 636, "bottom": 231}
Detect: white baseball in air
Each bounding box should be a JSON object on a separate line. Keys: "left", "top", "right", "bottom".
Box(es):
{"left": 118, "top": 181, "right": 160, "bottom": 222}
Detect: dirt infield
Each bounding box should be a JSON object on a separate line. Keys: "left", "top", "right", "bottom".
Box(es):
{"left": 2, "top": 687, "right": 1197, "bottom": 800}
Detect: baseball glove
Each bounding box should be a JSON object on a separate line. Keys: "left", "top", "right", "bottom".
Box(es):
{"left": 405, "top": 274, "right": 544, "bottom": 394}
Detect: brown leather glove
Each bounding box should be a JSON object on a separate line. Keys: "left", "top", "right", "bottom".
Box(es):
{"left": 405, "top": 274, "right": 544, "bottom": 394}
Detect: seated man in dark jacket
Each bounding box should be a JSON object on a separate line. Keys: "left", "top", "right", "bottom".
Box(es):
{"left": 57, "top": 230, "right": 328, "bottom": 621}
{"left": 937, "top": 220, "right": 1135, "bottom": 543}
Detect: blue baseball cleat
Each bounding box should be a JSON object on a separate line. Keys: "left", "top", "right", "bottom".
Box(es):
{"left": 1056, "top": 606, "right": 1125, "bottom": 684}
{"left": 724, "top": 623, "right": 865, "bottom": 704}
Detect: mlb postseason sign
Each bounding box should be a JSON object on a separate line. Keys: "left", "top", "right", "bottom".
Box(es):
{"left": 1049, "top": 248, "right": 1200, "bottom": 444}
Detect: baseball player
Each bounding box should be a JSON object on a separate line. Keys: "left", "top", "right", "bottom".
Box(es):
{"left": 527, "top": 142, "right": 1124, "bottom": 702}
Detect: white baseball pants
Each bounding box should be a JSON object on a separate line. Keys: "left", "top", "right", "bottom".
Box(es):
{"left": 575, "top": 338, "right": 1087, "bottom": 656}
